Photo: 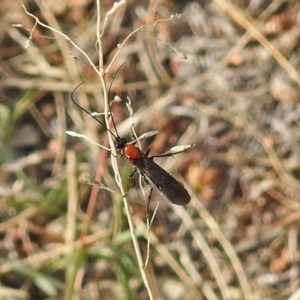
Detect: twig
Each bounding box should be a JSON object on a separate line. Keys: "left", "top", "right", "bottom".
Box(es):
{"left": 96, "top": 1, "right": 155, "bottom": 299}
{"left": 22, "top": 5, "right": 100, "bottom": 77}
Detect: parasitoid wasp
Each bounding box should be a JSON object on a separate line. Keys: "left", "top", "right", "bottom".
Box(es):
{"left": 70, "top": 83, "right": 192, "bottom": 206}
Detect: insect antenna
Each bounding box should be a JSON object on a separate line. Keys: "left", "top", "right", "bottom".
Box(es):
{"left": 106, "top": 62, "right": 127, "bottom": 141}
{"left": 70, "top": 82, "right": 119, "bottom": 141}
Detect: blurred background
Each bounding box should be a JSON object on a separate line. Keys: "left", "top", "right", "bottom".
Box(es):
{"left": 1, "top": 0, "right": 300, "bottom": 299}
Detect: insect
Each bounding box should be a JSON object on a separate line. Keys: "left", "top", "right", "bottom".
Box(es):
{"left": 70, "top": 83, "right": 192, "bottom": 206}
{"left": 117, "top": 138, "right": 191, "bottom": 205}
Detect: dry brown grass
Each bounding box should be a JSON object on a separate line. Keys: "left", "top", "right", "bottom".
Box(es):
{"left": 1, "top": 0, "right": 300, "bottom": 299}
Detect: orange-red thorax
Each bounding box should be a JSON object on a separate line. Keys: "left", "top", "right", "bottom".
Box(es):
{"left": 122, "top": 144, "right": 141, "bottom": 162}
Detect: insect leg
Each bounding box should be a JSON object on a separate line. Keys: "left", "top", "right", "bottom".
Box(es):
{"left": 123, "top": 168, "right": 137, "bottom": 197}
{"left": 129, "top": 168, "right": 137, "bottom": 183}
{"left": 149, "top": 151, "right": 182, "bottom": 159}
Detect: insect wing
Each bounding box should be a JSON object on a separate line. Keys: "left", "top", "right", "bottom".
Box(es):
{"left": 133, "top": 151, "right": 191, "bottom": 205}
